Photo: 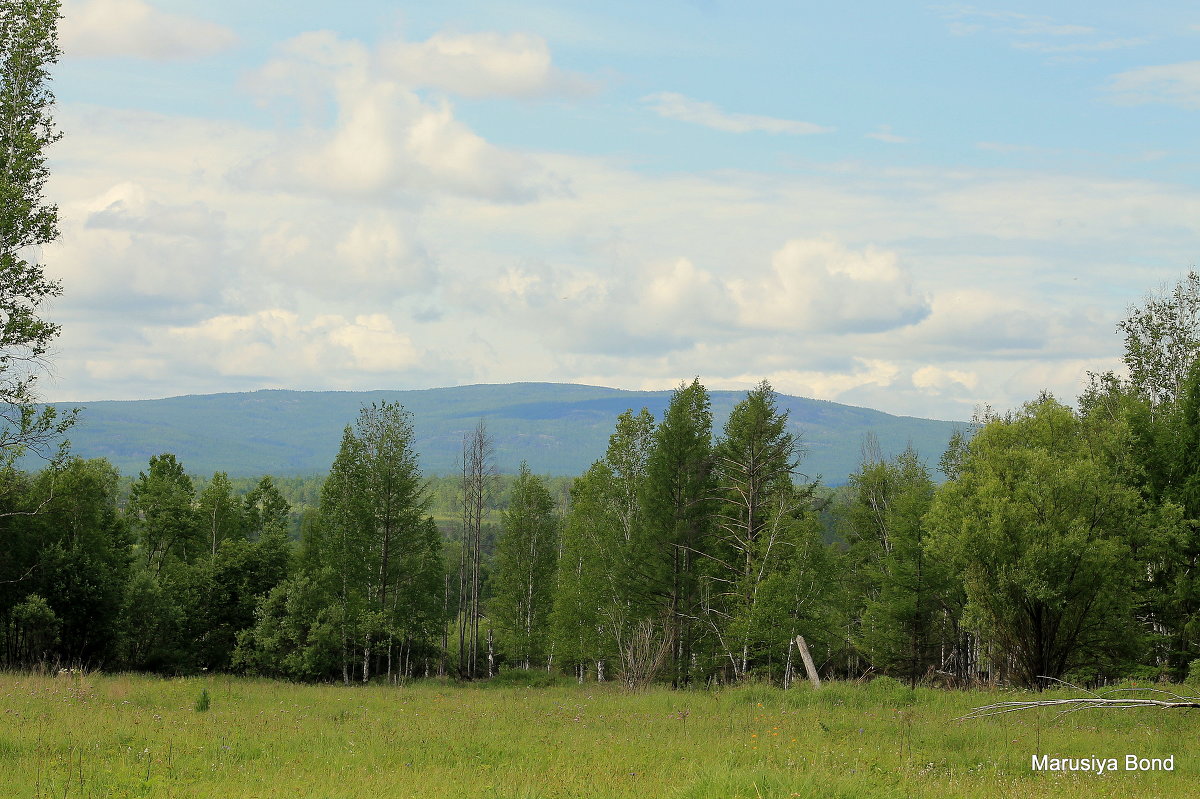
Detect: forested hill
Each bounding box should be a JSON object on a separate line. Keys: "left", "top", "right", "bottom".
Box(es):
{"left": 41, "top": 383, "right": 965, "bottom": 484}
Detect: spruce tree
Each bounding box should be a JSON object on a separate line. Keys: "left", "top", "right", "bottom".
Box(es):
{"left": 636, "top": 379, "right": 714, "bottom": 687}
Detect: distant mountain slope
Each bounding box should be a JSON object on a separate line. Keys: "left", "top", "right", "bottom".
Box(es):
{"left": 40, "top": 383, "right": 968, "bottom": 485}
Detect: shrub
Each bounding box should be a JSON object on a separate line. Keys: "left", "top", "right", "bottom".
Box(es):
{"left": 1186, "top": 660, "right": 1200, "bottom": 687}
{"left": 482, "top": 668, "right": 570, "bottom": 689}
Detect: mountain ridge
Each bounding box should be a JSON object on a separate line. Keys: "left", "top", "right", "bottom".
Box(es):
{"left": 37, "top": 382, "right": 968, "bottom": 485}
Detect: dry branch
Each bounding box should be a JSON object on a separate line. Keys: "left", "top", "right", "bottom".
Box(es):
{"left": 959, "top": 677, "right": 1200, "bottom": 720}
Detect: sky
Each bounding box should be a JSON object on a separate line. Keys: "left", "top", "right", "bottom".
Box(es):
{"left": 32, "top": 0, "right": 1200, "bottom": 420}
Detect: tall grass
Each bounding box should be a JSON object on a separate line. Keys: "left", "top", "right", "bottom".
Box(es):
{"left": 0, "top": 672, "right": 1194, "bottom": 798}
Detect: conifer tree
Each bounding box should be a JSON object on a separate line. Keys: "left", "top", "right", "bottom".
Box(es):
{"left": 708, "top": 380, "right": 821, "bottom": 681}
{"left": 636, "top": 379, "right": 714, "bottom": 687}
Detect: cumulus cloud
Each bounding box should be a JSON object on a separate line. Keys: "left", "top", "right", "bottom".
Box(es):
{"left": 85, "top": 183, "right": 225, "bottom": 240}
{"left": 334, "top": 216, "right": 436, "bottom": 290}
{"left": 911, "top": 365, "right": 979, "bottom": 394}
{"left": 378, "top": 32, "right": 595, "bottom": 98}
{"left": 61, "top": 0, "right": 237, "bottom": 60}
{"left": 725, "top": 360, "right": 903, "bottom": 404}
{"left": 730, "top": 238, "right": 930, "bottom": 334}
{"left": 169, "top": 310, "right": 421, "bottom": 377}
{"left": 903, "top": 289, "right": 1049, "bottom": 353}
{"left": 40, "top": 62, "right": 1180, "bottom": 420}
{"left": 466, "top": 256, "right": 733, "bottom": 357}
{"left": 1107, "top": 61, "right": 1200, "bottom": 108}
{"left": 239, "top": 32, "right": 549, "bottom": 202}
{"left": 52, "top": 181, "right": 231, "bottom": 318}
{"left": 642, "top": 92, "right": 833, "bottom": 135}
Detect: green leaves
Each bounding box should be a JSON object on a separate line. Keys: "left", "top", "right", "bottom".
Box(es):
{"left": 311, "top": 401, "right": 442, "bottom": 682}
{"left": 491, "top": 463, "right": 557, "bottom": 669}
{"left": 1119, "top": 272, "right": 1200, "bottom": 408}
{"left": 926, "top": 395, "right": 1150, "bottom": 685}
{"left": 0, "top": 0, "right": 67, "bottom": 461}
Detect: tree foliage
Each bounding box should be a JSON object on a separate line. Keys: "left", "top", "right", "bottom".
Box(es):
{"left": 491, "top": 463, "right": 557, "bottom": 669}
{"left": 0, "top": 0, "right": 71, "bottom": 464}
{"left": 926, "top": 396, "right": 1157, "bottom": 686}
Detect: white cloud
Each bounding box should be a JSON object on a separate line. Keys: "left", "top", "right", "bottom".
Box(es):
{"left": 912, "top": 365, "right": 979, "bottom": 394}
{"left": 50, "top": 181, "right": 231, "bottom": 317}
{"left": 84, "top": 357, "right": 168, "bottom": 382}
{"left": 866, "top": 125, "right": 912, "bottom": 144}
{"left": 239, "top": 31, "right": 549, "bottom": 202}
{"left": 61, "top": 0, "right": 237, "bottom": 60}
{"left": 169, "top": 310, "right": 421, "bottom": 377}
{"left": 642, "top": 92, "right": 833, "bottom": 135}
{"left": 932, "top": 7, "right": 1143, "bottom": 59}
{"left": 378, "top": 32, "right": 594, "bottom": 98}
{"left": 335, "top": 216, "right": 435, "bottom": 289}
{"left": 1107, "top": 61, "right": 1200, "bottom": 108}
{"left": 728, "top": 360, "right": 903, "bottom": 404}
{"left": 40, "top": 62, "right": 1200, "bottom": 420}
{"left": 730, "top": 238, "right": 930, "bottom": 334}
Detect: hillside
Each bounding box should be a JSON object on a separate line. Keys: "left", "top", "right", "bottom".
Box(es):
{"left": 40, "top": 383, "right": 968, "bottom": 485}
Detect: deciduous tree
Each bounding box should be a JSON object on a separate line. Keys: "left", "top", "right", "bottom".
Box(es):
{"left": 491, "top": 463, "right": 557, "bottom": 669}
{"left": 0, "top": 0, "right": 71, "bottom": 465}
{"left": 926, "top": 395, "right": 1157, "bottom": 687}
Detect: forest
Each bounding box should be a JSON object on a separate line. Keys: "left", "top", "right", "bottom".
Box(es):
{"left": 3, "top": 274, "right": 1200, "bottom": 692}
{"left": 7, "top": 0, "right": 1196, "bottom": 696}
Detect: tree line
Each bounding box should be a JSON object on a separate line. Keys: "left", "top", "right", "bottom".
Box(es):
{"left": 6, "top": 277, "right": 1200, "bottom": 689}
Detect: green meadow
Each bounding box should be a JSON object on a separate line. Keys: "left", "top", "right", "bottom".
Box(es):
{"left": 0, "top": 673, "right": 1195, "bottom": 799}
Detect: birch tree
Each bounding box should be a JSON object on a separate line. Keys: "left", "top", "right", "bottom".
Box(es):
{"left": 317, "top": 402, "right": 439, "bottom": 683}
{"left": 0, "top": 0, "right": 72, "bottom": 466}
{"left": 491, "top": 463, "right": 557, "bottom": 669}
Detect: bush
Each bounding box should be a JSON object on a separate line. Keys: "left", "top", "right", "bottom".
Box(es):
{"left": 482, "top": 668, "right": 570, "bottom": 689}
{"left": 864, "top": 676, "right": 917, "bottom": 706}
{"left": 195, "top": 687, "right": 210, "bottom": 712}
{"left": 1186, "top": 660, "right": 1200, "bottom": 687}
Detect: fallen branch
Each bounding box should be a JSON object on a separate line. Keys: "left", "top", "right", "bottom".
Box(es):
{"left": 959, "top": 677, "right": 1200, "bottom": 720}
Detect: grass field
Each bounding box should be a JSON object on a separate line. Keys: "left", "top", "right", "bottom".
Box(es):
{"left": 0, "top": 671, "right": 1196, "bottom": 798}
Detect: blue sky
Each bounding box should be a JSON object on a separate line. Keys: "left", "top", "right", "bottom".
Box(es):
{"left": 38, "top": 0, "right": 1200, "bottom": 420}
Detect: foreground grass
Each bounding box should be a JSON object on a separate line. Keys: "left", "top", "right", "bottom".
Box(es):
{"left": 0, "top": 672, "right": 1195, "bottom": 798}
